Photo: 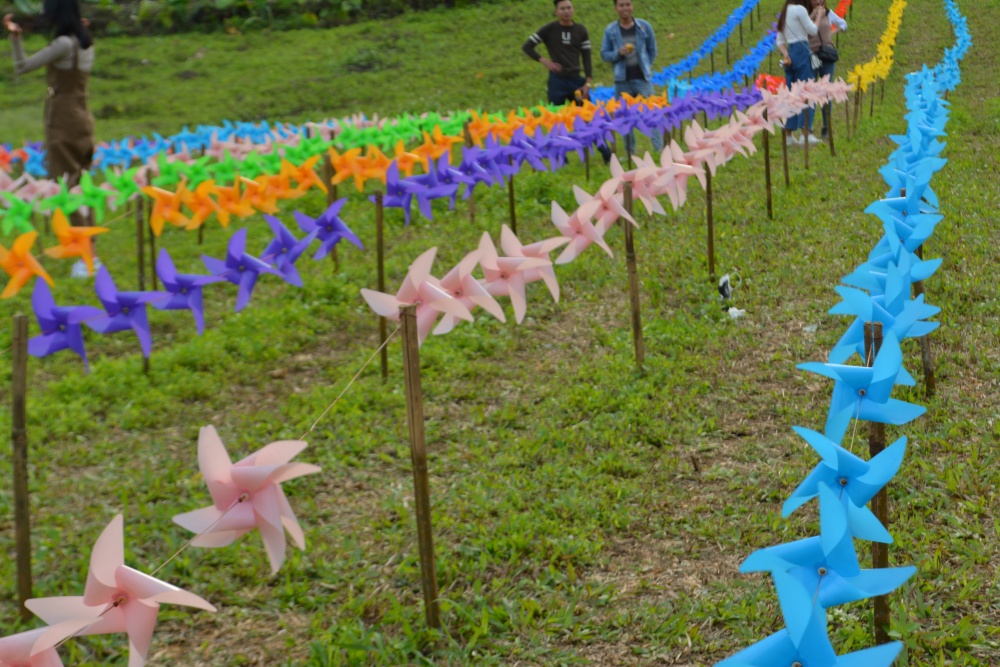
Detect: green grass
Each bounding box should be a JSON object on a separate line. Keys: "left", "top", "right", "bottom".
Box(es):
{"left": 1, "top": 0, "right": 999, "bottom": 665}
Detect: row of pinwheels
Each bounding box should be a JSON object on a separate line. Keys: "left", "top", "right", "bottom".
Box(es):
{"left": 846, "top": 0, "right": 907, "bottom": 93}
{"left": 0, "top": 74, "right": 859, "bottom": 667}
{"left": 716, "top": 1, "right": 970, "bottom": 664}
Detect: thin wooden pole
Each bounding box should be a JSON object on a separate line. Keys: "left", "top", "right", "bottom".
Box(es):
{"left": 913, "top": 244, "right": 937, "bottom": 396}
{"left": 705, "top": 169, "right": 715, "bottom": 281}
{"left": 585, "top": 146, "right": 591, "bottom": 182}
{"left": 827, "top": 101, "right": 836, "bottom": 157}
{"left": 854, "top": 88, "right": 863, "bottom": 130}
{"left": 845, "top": 97, "right": 852, "bottom": 141}
{"left": 399, "top": 304, "right": 442, "bottom": 631}
{"left": 739, "top": 18, "right": 743, "bottom": 45}
{"left": 710, "top": 50, "right": 715, "bottom": 74}
{"left": 763, "top": 118, "right": 773, "bottom": 220}
{"left": 880, "top": 79, "right": 886, "bottom": 104}
{"left": 463, "top": 122, "right": 475, "bottom": 224}
{"left": 622, "top": 184, "right": 645, "bottom": 369}
{"left": 725, "top": 36, "right": 730, "bottom": 64}
{"left": 781, "top": 130, "right": 790, "bottom": 187}
{"left": 864, "top": 322, "right": 891, "bottom": 646}
{"left": 870, "top": 83, "right": 876, "bottom": 117}
{"left": 750, "top": 9, "right": 754, "bottom": 31}
{"left": 375, "top": 192, "right": 388, "bottom": 382}
{"left": 12, "top": 314, "right": 33, "bottom": 621}
{"left": 507, "top": 157, "right": 517, "bottom": 235}
{"left": 148, "top": 217, "right": 158, "bottom": 291}
{"left": 198, "top": 223, "right": 204, "bottom": 246}
{"left": 323, "top": 155, "right": 339, "bottom": 272}
{"left": 803, "top": 110, "right": 811, "bottom": 171}
{"left": 136, "top": 197, "right": 146, "bottom": 291}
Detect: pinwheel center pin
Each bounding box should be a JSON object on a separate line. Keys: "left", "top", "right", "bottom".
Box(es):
{"left": 113, "top": 593, "right": 128, "bottom": 607}
{"left": 500, "top": 273, "right": 508, "bottom": 279}
{"left": 792, "top": 663, "right": 803, "bottom": 667}
{"left": 859, "top": 389, "right": 867, "bottom": 396}
{"left": 122, "top": 307, "right": 130, "bottom": 314}
{"left": 239, "top": 265, "right": 246, "bottom": 272}
{"left": 839, "top": 477, "right": 848, "bottom": 486}
{"left": 181, "top": 288, "right": 188, "bottom": 294}
{"left": 817, "top": 567, "right": 828, "bottom": 576}
{"left": 58, "top": 324, "right": 66, "bottom": 331}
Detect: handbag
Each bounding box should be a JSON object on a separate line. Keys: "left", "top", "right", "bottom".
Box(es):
{"left": 818, "top": 44, "right": 839, "bottom": 63}
{"left": 810, "top": 53, "right": 822, "bottom": 70}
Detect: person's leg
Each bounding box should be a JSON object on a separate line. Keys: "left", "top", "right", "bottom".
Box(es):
{"left": 633, "top": 79, "right": 663, "bottom": 153}
{"left": 819, "top": 61, "right": 835, "bottom": 135}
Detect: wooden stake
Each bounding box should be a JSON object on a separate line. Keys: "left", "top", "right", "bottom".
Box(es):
{"left": 913, "top": 245, "right": 937, "bottom": 396}
{"left": 845, "top": 97, "right": 852, "bottom": 141}
{"left": 622, "top": 184, "right": 645, "bottom": 369}
{"left": 803, "top": 111, "right": 811, "bottom": 171}
{"left": 880, "top": 79, "right": 886, "bottom": 104}
{"left": 463, "top": 122, "right": 475, "bottom": 224}
{"left": 136, "top": 197, "right": 146, "bottom": 291}
{"left": 399, "top": 304, "right": 442, "bottom": 631}
{"left": 750, "top": 9, "right": 754, "bottom": 31}
{"left": 507, "top": 157, "right": 517, "bottom": 235}
{"left": 725, "top": 36, "right": 730, "bottom": 64}
{"left": 705, "top": 169, "right": 715, "bottom": 281}
{"left": 585, "top": 146, "right": 591, "bottom": 182}
{"left": 12, "top": 314, "right": 33, "bottom": 621}
{"left": 781, "top": 131, "right": 790, "bottom": 187}
{"left": 710, "top": 50, "right": 715, "bottom": 74}
{"left": 769, "top": 49, "right": 773, "bottom": 74}
{"left": 854, "top": 88, "right": 862, "bottom": 130}
{"left": 864, "top": 322, "right": 891, "bottom": 646}
{"left": 827, "top": 102, "right": 836, "bottom": 157}
{"left": 763, "top": 116, "right": 773, "bottom": 220}
{"left": 870, "top": 83, "right": 875, "bottom": 117}
{"left": 739, "top": 18, "right": 743, "bottom": 45}
{"left": 148, "top": 218, "right": 158, "bottom": 291}
{"left": 375, "top": 192, "right": 388, "bottom": 382}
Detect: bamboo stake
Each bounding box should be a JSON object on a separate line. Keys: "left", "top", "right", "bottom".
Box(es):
{"left": 463, "top": 122, "right": 475, "bottom": 224}
{"left": 375, "top": 192, "right": 388, "bottom": 382}
{"left": 845, "top": 97, "right": 852, "bottom": 141}
{"left": 854, "top": 88, "right": 862, "bottom": 129}
{"left": 585, "top": 146, "right": 591, "bottom": 182}
{"left": 399, "top": 304, "right": 442, "bottom": 631}
{"left": 739, "top": 18, "right": 743, "bottom": 45}
{"left": 324, "top": 155, "right": 339, "bottom": 271}
{"left": 12, "top": 314, "right": 33, "bottom": 621}
{"left": 803, "top": 110, "right": 811, "bottom": 171}
{"left": 763, "top": 115, "right": 773, "bottom": 219}
{"left": 136, "top": 197, "right": 146, "bottom": 291}
{"left": 198, "top": 223, "right": 204, "bottom": 246}
{"left": 870, "top": 83, "right": 875, "bottom": 117}
{"left": 827, "top": 102, "right": 836, "bottom": 157}
{"left": 913, "top": 244, "right": 937, "bottom": 396}
{"left": 725, "top": 36, "right": 730, "bottom": 64}
{"left": 781, "top": 131, "right": 790, "bottom": 187}
{"left": 705, "top": 169, "right": 715, "bottom": 281}
{"left": 622, "top": 184, "right": 644, "bottom": 369}
{"left": 710, "top": 50, "right": 715, "bottom": 74}
{"left": 750, "top": 9, "right": 754, "bottom": 31}
{"left": 864, "top": 322, "right": 891, "bottom": 646}
{"left": 148, "top": 221, "right": 158, "bottom": 291}
{"left": 507, "top": 157, "right": 517, "bottom": 235}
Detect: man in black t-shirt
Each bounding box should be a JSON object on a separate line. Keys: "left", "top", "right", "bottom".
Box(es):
{"left": 522, "top": 0, "right": 612, "bottom": 162}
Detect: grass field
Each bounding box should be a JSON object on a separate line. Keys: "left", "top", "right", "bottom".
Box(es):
{"left": 1, "top": 0, "right": 998, "bottom": 665}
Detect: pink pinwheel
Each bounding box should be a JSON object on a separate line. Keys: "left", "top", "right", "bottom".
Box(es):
{"left": 361, "top": 248, "right": 474, "bottom": 344}
{"left": 736, "top": 103, "right": 777, "bottom": 137}
{"left": 173, "top": 426, "right": 320, "bottom": 575}
{"left": 683, "top": 121, "right": 725, "bottom": 175}
{"left": 432, "top": 248, "right": 506, "bottom": 336}
{"left": 571, "top": 178, "right": 635, "bottom": 236}
{"left": 477, "top": 233, "right": 548, "bottom": 324}
{"left": 26, "top": 515, "right": 215, "bottom": 667}
{"left": 646, "top": 149, "right": 703, "bottom": 211}
{"left": 0, "top": 627, "right": 64, "bottom": 667}
{"left": 663, "top": 140, "right": 708, "bottom": 208}
{"left": 550, "top": 200, "right": 613, "bottom": 264}
{"left": 499, "top": 225, "right": 564, "bottom": 301}
{"left": 621, "top": 153, "right": 667, "bottom": 216}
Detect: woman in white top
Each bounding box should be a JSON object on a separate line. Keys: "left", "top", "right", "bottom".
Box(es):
{"left": 5, "top": 0, "right": 95, "bottom": 226}
{"left": 775, "top": 0, "right": 819, "bottom": 145}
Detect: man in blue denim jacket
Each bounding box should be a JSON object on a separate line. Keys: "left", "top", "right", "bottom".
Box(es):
{"left": 600, "top": 0, "right": 663, "bottom": 154}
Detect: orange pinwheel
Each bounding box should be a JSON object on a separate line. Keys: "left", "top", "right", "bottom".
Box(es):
{"left": 142, "top": 183, "right": 191, "bottom": 236}
{"left": 361, "top": 145, "right": 393, "bottom": 183}
{"left": 239, "top": 176, "right": 280, "bottom": 214}
{"left": 429, "top": 124, "right": 464, "bottom": 154}
{"left": 465, "top": 110, "right": 495, "bottom": 146}
{"left": 328, "top": 147, "right": 365, "bottom": 189}
{"left": 43, "top": 209, "right": 109, "bottom": 275}
{"left": 282, "top": 156, "right": 326, "bottom": 194}
{"left": 213, "top": 182, "right": 254, "bottom": 225}
{"left": 0, "top": 231, "right": 52, "bottom": 298}
{"left": 392, "top": 140, "right": 425, "bottom": 177}
{"left": 181, "top": 180, "right": 223, "bottom": 231}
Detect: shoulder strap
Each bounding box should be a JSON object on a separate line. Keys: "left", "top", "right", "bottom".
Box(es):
{"left": 72, "top": 38, "right": 79, "bottom": 70}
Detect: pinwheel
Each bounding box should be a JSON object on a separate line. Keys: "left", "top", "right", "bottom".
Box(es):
{"left": 152, "top": 249, "right": 222, "bottom": 335}
{"left": 612, "top": 153, "right": 667, "bottom": 216}
{"left": 430, "top": 152, "right": 475, "bottom": 209}
{"left": 1, "top": 231, "right": 52, "bottom": 299}
{"left": 237, "top": 176, "right": 280, "bottom": 215}
{"left": 477, "top": 233, "right": 548, "bottom": 325}
{"left": 261, "top": 215, "right": 314, "bottom": 287}
{"left": 432, "top": 248, "right": 506, "bottom": 336}
{"left": 784, "top": 426, "right": 906, "bottom": 543}
{"left": 28, "top": 279, "right": 102, "bottom": 368}
{"left": 571, "top": 179, "right": 634, "bottom": 235}
{"left": 202, "top": 228, "right": 280, "bottom": 312}
{"left": 26, "top": 515, "right": 216, "bottom": 667}
{"left": 360, "top": 248, "right": 474, "bottom": 344}
{"left": 741, "top": 487, "right": 916, "bottom": 647}
{"left": 1, "top": 192, "right": 38, "bottom": 236}
{"left": 87, "top": 268, "right": 158, "bottom": 357}
{"left": 392, "top": 139, "right": 425, "bottom": 177}
{"left": 281, "top": 156, "right": 326, "bottom": 194}
{"left": 172, "top": 425, "right": 321, "bottom": 575}
{"left": 717, "top": 628, "right": 903, "bottom": 667}
{"left": 293, "top": 200, "right": 363, "bottom": 261}
{"left": 212, "top": 181, "right": 255, "bottom": 224}
{"left": 498, "top": 224, "right": 565, "bottom": 303}
{"left": 142, "top": 184, "right": 190, "bottom": 236}
{"left": 38, "top": 180, "right": 84, "bottom": 217}
{"left": 550, "top": 200, "right": 612, "bottom": 264}
{"left": 798, "top": 331, "right": 926, "bottom": 444}
{"left": 180, "top": 179, "right": 223, "bottom": 231}
{"left": 455, "top": 147, "right": 495, "bottom": 197}
{"left": 0, "top": 627, "right": 66, "bottom": 667}
{"left": 102, "top": 167, "right": 143, "bottom": 210}
{"left": 327, "top": 147, "right": 366, "bottom": 191}
{"left": 39, "top": 209, "right": 108, "bottom": 276}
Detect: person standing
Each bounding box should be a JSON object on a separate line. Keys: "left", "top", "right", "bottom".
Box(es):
{"left": 809, "top": 0, "right": 845, "bottom": 138}
{"left": 523, "top": 0, "right": 612, "bottom": 162}
{"left": 5, "top": 0, "right": 96, "bottom": 229}
{"left": 600, "top": 0, "right": 663, "bottom": 155}
{"left": 775, "top": 0, "right": 820, "bottom": 146}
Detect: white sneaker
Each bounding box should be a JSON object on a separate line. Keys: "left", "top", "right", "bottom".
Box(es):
{"left": 71, "top": 259, "right": 89, "bottom": 278}
{"left": 805, "top": 133, "right": 823, "bottom": 145}
{"left": 790, "top": 134, "right": 804, "bottom": 146}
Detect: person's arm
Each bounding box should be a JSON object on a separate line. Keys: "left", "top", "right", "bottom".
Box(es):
{"left": 600, "top": 24, "right": 617, "bottom": 63}
{"left": 523, "top": 23, "right": 562, "bottom": 73}
{"left": 798, "top": 6, "right": 819, "bottom": 37}
{"left": 580, "top": 26, "right": 593, "bottom": 83}
{"left": 829, "top": 11, "right": 847, "bottom": 32}
{"left": 10, "top": 34, "right": 72, "bottom": 75}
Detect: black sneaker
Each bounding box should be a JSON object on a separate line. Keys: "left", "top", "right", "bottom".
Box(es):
{"left": 598, "top": 144, "right": 612, "bottom": 165}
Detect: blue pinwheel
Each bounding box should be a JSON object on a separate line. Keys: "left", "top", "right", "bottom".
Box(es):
{"left": 152, "top": 249, "right": 223, "bottom": 335}
{"left": 262, "top": 214, "right": 315, "bottom": 287}
{"left": 718, "top": 626, "right": 903, "bottom": 667}
{"left": 741, "top": 487, "right": 916, "bottom": 647}
{"left": 201, "top": 228, "right": 280, "bottom": 312}
{"left": 87, "top": 267, "right": 159, "bottom": 358}
{"left": 798, "top": 331, "right": 925, "bottom": 444}
{"left": 783, "top": 426, "right": 907, "bottom": 544}
{"left": 295, "top": 200, "right": 363, "bottom": 260}
{"left": 29, "top": 279, "right": 103, "bottom": 370}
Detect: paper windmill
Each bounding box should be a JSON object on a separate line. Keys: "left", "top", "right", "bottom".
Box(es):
{"left": 262, "top": 214, "right": 314, "bottom": 287}
{"left": 43, "top": 210, "right": 109, "bottom": 276}
{"left": 88, "top": 268, "right": 159, "bottom": 358}
{"left": 29, "top": 279, "right": 103, "bottom": 369}
{"left": 0, "top": 627, "right": 65, "bottom": 667}
{"left": 784, "top": 426, "right": 906, "bottom": 543}
{"left": 499, "top": 225, "right": 563, "bottom": 303}
{"left": 477, "top": 232, "right": 547, "bottom": 324}
{"left": 293, "top": 200, "right": 364, "bottom": 261}
{"left": 172, "top": 425, "right": 321, "bottom": 575}
{"left": 202, "top": 228, "right": 281, "bottom": 312}
{"left": 152, "top": 249, "right": 223, "bottom": 335}
{"left": 26, "top": 514, "right": 216, "bottom": 667}
{"left": 798, "top": 331, "right": 925, "bottom": 444}
{"left": 717, "top": 627, "right": 903, "bottom": 667}
{"left": 1, "top": 231, "right": 53, "bottom": 299}
{"left": 551, "top": 200, "right": 613, "bottom": 265}
{"left": 432, "top": 248, "right": 506, "bottom": 336}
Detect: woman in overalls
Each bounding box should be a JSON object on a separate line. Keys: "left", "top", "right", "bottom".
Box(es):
{"left": 5, "top": 0, "right": 95, "bottom": 232}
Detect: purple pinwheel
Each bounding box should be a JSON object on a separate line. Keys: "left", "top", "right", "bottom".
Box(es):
{"left": 456, "top": 147, "right": 495, "bottom": 199}
{"left": 153, "top": 249, "right": 223, "bottom": 335}
{"left": 88, "top": 267, "right": 159, "bottom": 358}
{"left": 29, "top": 279, "right": 103, "bottom": 370}
{"left": 262, "top": 214, "right": 314, "bottom": 287}
{"left": 294, "top": 200, "right": 364, "bottom": 260}
{"left": 432, "top": 152, "right": 475, "bottom": 209}
{"left": 202, "top": 228, "right": 280, "bottom": 312}
{"left": 508, "top": 128, "right": 548, "bottom": 172}
{"left": 375, "top": 163, "right": 416, "bottom": 225}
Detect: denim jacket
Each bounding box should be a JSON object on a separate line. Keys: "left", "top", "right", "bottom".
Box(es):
{"left": 600, "top": 19, "right": 657, "bottom": 83}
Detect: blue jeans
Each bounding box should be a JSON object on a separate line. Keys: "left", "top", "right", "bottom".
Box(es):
{"left": 614, "top": 78, "right": 665, "bottom": 155}
{"left": 783, "top": 41, "right": 814, "bottom": 132}
{"left": 814, "top": 59, "right": 836, "bottom": 133}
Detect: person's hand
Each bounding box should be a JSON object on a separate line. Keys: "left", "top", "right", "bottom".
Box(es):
{"left": 541, "top": 57, "right": 562, "bottom": 73}
{"left": 3, "top": 14, "right": 22, "bottom": 35}
{"left": 581, "top": 82, "right": 591, "bottom": 98}
{"left": 618, "top": 45, "right": 630, "bottom": 57}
